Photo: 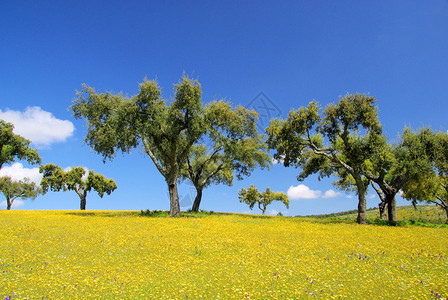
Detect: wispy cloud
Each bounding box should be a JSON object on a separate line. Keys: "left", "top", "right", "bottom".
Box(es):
{"left": 323, "top": 189, "right": 342, "bottom": 198}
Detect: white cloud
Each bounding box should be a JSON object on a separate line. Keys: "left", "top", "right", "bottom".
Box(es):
{"left": 0, "top": 163, "right": 42, "bottom": 184}
{"left": 322, "top": 189, "right": 342, "bottom": 198}
{"left": 287, "top": 184, "right": 321, "bottom": 199}
{"left": 346, "top": 195, "right": 354, "bottom": 199}
{"left": 269, "top": 209, "right": 279, "bottom": 215}
{"left": 287, "top": 184, "right": 343, "bottom": 200}
{"left": 272, "top": 155, "right": 285, "bottom": 165}
{"left": 0, "top": 107, "right": 74, "bottom": 147}
{"left": 0, "top": 199, "right": 25, "bottom": 209}
{"left": 368, "top": 194, "right": 376, "bottom": 199}
{"left": 268, "top": 209, "right": 288, "bottom": 216}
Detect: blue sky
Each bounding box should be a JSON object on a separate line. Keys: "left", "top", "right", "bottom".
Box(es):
{"left": 1, "top": 1, "right": 447, "bottom": 215}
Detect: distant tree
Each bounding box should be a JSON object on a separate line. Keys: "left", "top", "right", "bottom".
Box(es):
{"left": 0, "top": 176, "right": 42, "bottom": 210}
{"left": 181, "top": 100, "right": 271, "bottom": 212}
{"left": 39, "top": 164, "right": 117, "bottom": 210}
{"left": 266, "top": 94, "right": 384, "bottom": 224}
{"left": 401, "top": 128, "right": 448, "bottom": 222}
{"left": 0, "top": 120, "right": 41, "bottom": 170}
{"left": 71, "top": 76, "right": 206, "bottom": 216}
{"left": 238, "top": 185, "right": 289, "bottom": 215}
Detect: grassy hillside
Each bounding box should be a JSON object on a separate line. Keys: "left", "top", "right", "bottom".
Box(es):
{"left": 1, "top": 210, "right": 447, "bottom": 299}
{"left": 301, "top": 205, "right": 448, "bottom": 225}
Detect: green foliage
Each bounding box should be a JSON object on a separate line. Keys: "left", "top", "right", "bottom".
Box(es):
{"left": 71, "top": 76, "right": 207, "bottom": 217}
{"left": 0, "top": 120, "right": 40, "bottom": 169}
{"left": 0, "top": 176, "right": 42, "bottom": 210}
{"left": 39, "top": 164, "right": 117, "bottom": 210}
{"left": 181, "top": 100, "right": 271, "bottom": 211}
{"left": 266, "top": 94, "right": 384, "bottom": 224}
{"left": 401, "top": 128, "right": 448, "bottom": 222}
{"left": 239, "top": 185, "right": 289, "bottom": 215}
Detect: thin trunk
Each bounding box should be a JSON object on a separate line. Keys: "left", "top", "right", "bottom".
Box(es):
{"left": 371, "top": 182, "right": 387, "bottom": 220}
{"left": 191, "top": 188, "right": 203, "bottom": 212}
{"left": 168, "top": 182, "right": 181, "bottom": 217}
{"left": 6, "top": 198, "right": 12, "bottom": 210}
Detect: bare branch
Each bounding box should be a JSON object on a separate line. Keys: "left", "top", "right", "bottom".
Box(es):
{"left": 142, "top": 138, "right": 167, "bottom": 177}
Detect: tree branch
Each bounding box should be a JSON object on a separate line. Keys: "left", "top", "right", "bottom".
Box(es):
{"left": 371, "top": 182, "right": 385, "bottom": 202}
{"left": 203, "top": 163, "right": 226, "bottom": 186}
{"left": 142, "top": 138, "right": 167, "bottom": 177}
{"left": 199, "top": 146, "right": 223, "bottom": 172}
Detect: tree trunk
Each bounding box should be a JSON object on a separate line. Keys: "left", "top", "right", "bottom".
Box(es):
{"left": 386, "top": 193, "right": 397, "bottom": 222}
{"left": 168, "top": 182, "right": 181, "bottom": 217}
{"left": 6, "top": 198, "right": 12, "bottom": 210}
{"left": 370, "top": 182, "right": 387, "bottom": 220}
{"left": 257, "top": 202, "right": 266, "bottom": 215}
{"left": 80, "top": 195, "right": 86, "bottom": 210}
{"left": 379, "top": 201, "right": 388, "bottom": 220}
{"left": 354, "top": 173, "right": 367, "bottom": 224}
{"left": 191, "top": 188, "right": 203, "bottom": 212}
{"left": 357, "top": 193, "right": 367, "bottom": 225}
{"left": 444, "top": 207, "right": 448, "bottom": 224}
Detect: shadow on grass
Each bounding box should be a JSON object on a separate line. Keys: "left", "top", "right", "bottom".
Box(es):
{"left": 139, "top": 210, "right": 286, "bottom": 219}
{"left": 64, "top": 211, "right": 140, "bottom": 218}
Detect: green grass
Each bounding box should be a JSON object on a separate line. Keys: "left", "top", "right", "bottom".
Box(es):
{"left": 298, "top": 205, "right": 448, "bottom": 226}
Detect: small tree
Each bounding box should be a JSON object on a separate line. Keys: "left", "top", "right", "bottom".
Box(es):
{"left": 39, "top": 164, "right": 117, "bottom": 210}
{"left": 0, "top": 120, "right": 40, "bottom": 170}
{"left": 0, "top": 176, "right": 42, "bottom": 210}
{"left": 181, "top": 100, "right": 271, "bottom": 212}
{"left": 239, "top": 185, "right": 289, "bottom": 215}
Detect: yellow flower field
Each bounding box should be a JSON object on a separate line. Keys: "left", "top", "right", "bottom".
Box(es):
{"left": 0, "top": 211, "right": 447, "bottom": 299}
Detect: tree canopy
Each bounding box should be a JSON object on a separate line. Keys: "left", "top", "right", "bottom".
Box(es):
{"left": 0, "top": 176, "right": 42, "bottom": 210}
{"left": 266, "top": 94, "right": 384, "bottom": 224}
{"left": 39, "top": 164, "right": 117, "bottom": 210}
{"left": 239, "top": 185, "right": 289, "bottom": 215}
{"left": 0, "top": 120, "right": 41, "bottom": 170}
{"left": 181, "top": 100, "right": 271, "bottom": 212}
{"left": 400, "top": 128, "right": 448, "bottom": 222}
{"left": 71, "top": 76, "right": 207, "bottom": 216}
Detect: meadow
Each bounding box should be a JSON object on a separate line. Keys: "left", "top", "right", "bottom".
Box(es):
{"left": 1, "top": 210, "right": 447, "bottom": 299}
{"left": 301, "top": 205, "right": 448, "bottom": 225}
